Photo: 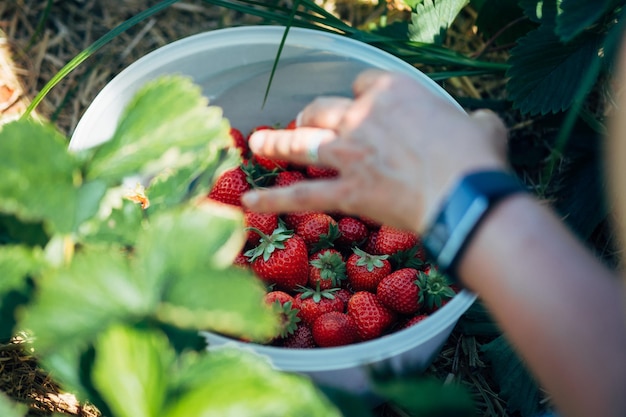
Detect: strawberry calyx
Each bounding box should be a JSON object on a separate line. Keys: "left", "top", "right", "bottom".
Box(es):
{"left": 390, "top": 245, "right": 425, "bottom": 270}
{"left": 271, "top": 300, "right": 301, "bottom": 338}
{"left": 240, "top": 159, "right": 279, "bottom": 188}
{"left": 244, "top": 224, "right": 292, "bottom": 262}
{"left": 296, "top": 282, "right": 340, "bottom": 304}
{"left": 310, "top": 222, "right": 341, "bottom": 253}
{"left": 352, "top": 247, "right": 390, "bottom": 272}
{"left": 416, "top": 269, "right": 456, "bottom": 311}
{"left": 310, "top": 251, "right": 347, "bottom": 287}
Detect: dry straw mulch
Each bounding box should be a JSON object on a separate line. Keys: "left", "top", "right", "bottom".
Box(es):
{"left": 0, "top": 1, "right": 519, "bottom": 416}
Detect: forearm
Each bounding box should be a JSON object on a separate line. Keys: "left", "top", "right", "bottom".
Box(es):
{"left": 458, "top": 193, "right": 626, "bottom": 417}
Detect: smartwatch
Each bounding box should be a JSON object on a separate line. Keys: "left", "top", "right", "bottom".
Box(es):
{"left": 421, "top": 170, "right": 527, "bottom": 282}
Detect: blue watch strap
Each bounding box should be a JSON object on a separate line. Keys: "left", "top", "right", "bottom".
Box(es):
{"left": 422, "top": 170, "right": 527, "bottom": 281}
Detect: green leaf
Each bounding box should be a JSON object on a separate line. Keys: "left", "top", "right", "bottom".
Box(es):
{"left": 74, "top": 180, "right": 109, "bottom": 230}
{"left": 86, "top": 76, "right": 231, "bottom": 184}
{"left": 0, "top": 119, "right": 80, "bottom": 233}
{"left": 136, "top": 202, "right": 245, "bottom": 279}
{"left": 0, "top": 214, "right": 49, "bottom": 247}
{"left": 518, "top": 0, "right": 559, "bottom": 24}
{"left": 409, "top": 0, "right": 469, "bottom": 44}
{"left": 78, "top": 198, "right": 144, "bottom": 246}
{"left": 158, "top": 265, "right": 278, "bottom": 342}
{"left": 20, "top": 249, "right": 154, "bottom": 353}
{"left": 506, "top": 25, "right": 602, "bottom": 115}
{"left": 0, "top": 392, "right": 27, "bottom": 417}
{"left": 556, "top": 0, "right": 617, "bottom": 42}
{"left": 163, "top": 348, "right": 342, "bottom": 417}
{"left": 92, "top": 325, "right": 172, "bottom": 417}
{"left": 0, "top": 245, "right": 44, "bottom": 295}
{"left": 372, "top": 375, "right": 476, "bottom": 417}
{"left": 481, "top": 335, "right": 544, "bottom": 416}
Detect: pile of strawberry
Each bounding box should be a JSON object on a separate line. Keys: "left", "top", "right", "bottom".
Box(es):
{"left": 207, "top": 122, "right": 459, "bottom": 349}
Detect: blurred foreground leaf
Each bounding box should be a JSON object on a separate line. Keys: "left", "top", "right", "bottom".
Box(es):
{"left": 0, "top": 120, "right": 80, "bottom": 233}
{"left": 86, "top": 76, "right": 230, "bottom": 184}
{"left": 92, "top": 325, "right": 172, "bottom": 417}
{"left": 164, "top": 347, "right": 342, "bottom": 417}
{"left": 0, "top": 392, "right": 27, "bottom": 417}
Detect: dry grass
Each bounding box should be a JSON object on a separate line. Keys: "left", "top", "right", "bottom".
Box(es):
{"left": 0, "top": 1, "right": 529, "bottom": 416}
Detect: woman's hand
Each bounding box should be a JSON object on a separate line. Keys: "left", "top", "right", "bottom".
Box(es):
{"left": 242, "top": 70, "right": 508, "bottom": 234}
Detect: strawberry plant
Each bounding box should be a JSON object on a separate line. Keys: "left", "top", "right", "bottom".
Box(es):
{"left": 0, "top": 76, "right": 342, "bottom": 417}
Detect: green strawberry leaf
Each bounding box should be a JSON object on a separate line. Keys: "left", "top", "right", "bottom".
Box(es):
{"left": 506, "top": 25, "right": 602, "bottom": 115}
{"left": 158, "top": 265, "right": 279, "bottom": 342}
{"left": 79, "top": 198, "right": 144, "bottom": 247}
{"left": 86, "top": 76, "right": 231, "bottom": 184}
{"left": 408, "top": 0, "right": 469, "bottom": 44}
{"left": 481, "top": 335, "right": 544, "bottom": 416}
{"left": 371, "top": 375, "right": 476, "bottom": 417}
{"left": 556, "top": 0, "right": 618, "bottom": 42}
{"left": 473, "top": 0, "right": 537, "bottom": 45}
{"left": 163, "top": 348, "right": 342, "bottom": 417}
{"left": 136, "top": 203, "right": 245, "bottom": 279}
{"left": 0, "top": 392, "right": 28, "bottom": 417}
{"left": 92, "top": 325, "right": 172, "bottom": 417}
{"left": 0, "top": 119, "right": 80, "bottom": 234}
{"left": 20, "top": 248, "right": 154, "bottom": 354}
{"left": 0, "top": 245, "right": 45, "bottom": 295}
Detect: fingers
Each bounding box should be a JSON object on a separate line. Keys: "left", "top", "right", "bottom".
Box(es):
{"left": 469, "top": 109, "right": 509, "bottom": 158}
{"left": 295, "top": 96, "right": 353, "bottom": 129}
{"left": 242, "top": 179, "right": 347, "bottom": 215}
{"left": 249, "top": 127, "right": 338, "bottom": 167}
{"left": 351, "top": 69, "right": 390, "bottom": 96}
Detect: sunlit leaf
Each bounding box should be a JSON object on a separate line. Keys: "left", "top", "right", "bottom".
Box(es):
{"left": 409, "top": 0, "right": 469, "bottom": 44}
{"left": 0, "top": 245, "right": 44, "bottom": 295}
{"left": 506, "top": 25, "right": 602, "bottom": 115}
{"left": 163, "top": 347, "right": 342, "bottom": 417}
{"left": 20, "top": 249, "right": 154, "bottom": 353}
{"left": 135, "top": 202, "right": 246, "bottom": 280}
{"left": 0, "top": 119, "right": 79, "bottom": 233}
{"left": 0, "top": 392, "right": 27, "bottom": 417}
{"left": 86, "top": 76, "right": 230, "bottom": 184}
{"left": 79, "top": 199, "right": 144, "bottom": 247}
{"left": 158, "top": 266, "right": 278, "bottom": 342}
{"left": 92, "top": 325, "right": 172, "bottom": 417}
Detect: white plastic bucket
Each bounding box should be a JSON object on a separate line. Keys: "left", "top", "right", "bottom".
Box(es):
{"left": 69, "top": 25, "right": 476, "bottom": 396}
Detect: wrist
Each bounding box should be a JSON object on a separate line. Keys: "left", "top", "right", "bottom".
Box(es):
{"left": 421, "top": 170, "right": 527, "bottom": 282}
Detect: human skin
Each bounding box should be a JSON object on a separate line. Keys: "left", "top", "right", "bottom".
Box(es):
{"left": 241, "top": 70, "right": 626, "bottom": 417}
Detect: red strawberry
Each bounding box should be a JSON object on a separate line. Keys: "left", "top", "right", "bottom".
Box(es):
{"left": 207, "top": 166, "right": 251, "bottom": 206}
{"left": 293, "top": 285, "right": 344, "bottom": 326}
{"left": 376, "top": 268, "right": 421, "bottom": 315}
{"left": 274, "top": 170, "right": 306, "bottom": 187}
{"left": 374, "top": 225, "right": 419, "bottom": 256}
{"left": 252, "top": 154, "right": 290, "bottom": 171}
{"left": 336, "top": 216, "right": 369, "bottom": 248}
{"left": 346, "top": 247, "right": 392, "bottom": 292}
{"left": 230, "top": 127, "right": 248, "bottom": 158}
{"left": 295, "top": 212, "right": 340, "bottom": 251}
{"left": 286, "top": 119, "right": 297, "bottom": 129}
{"left": 244, "top": 210, "right": 278, "bottom": 246}
{"left": 403, "top": 314, "right": 429, "bottom": 329}
{"left": 347, "top": 291, "right": 396, "bottom": 341}
{"left": 264, "top": 290, "right": 294, "bottom": 307}
{"left": 312, "top": 311, "right": 359, "bottom": 347}
{"left": 417, "top": 267, "right": 456, "bottom": 313}
{"left": 282, "top": 211, "right": 317, "bottom": 230}
{"left": 334, "top": 288, "right": 352, "bottom": 308}
{"left": 306, "top": 165, "right": 339, "bottom": 179}
{"left": 359, "top": 216, "right": 382, "bottom": 231}
{"left": 244, "top": 226, "right": 309, "bottom": 291}
{"left": 233, "top": 252, "right": 249, "bottom": 269}
{"left": 308, "top": 249, "right": 347, "bottom": 290}
{"left": 282, "top": 323, "right": 316, "bottom": 349}
{"left": 363, "top": 230, "right": 379, "bottom": 254}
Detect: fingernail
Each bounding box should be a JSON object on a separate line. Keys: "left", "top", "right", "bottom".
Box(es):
{"left": 241, "top": 191, "right": 259, "bottom": 207}
{"left": 248, "top": 131, "right": 266, "bottom": 153}
{"left": 295, "top": 111, "right": 304, "bottom": 127}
